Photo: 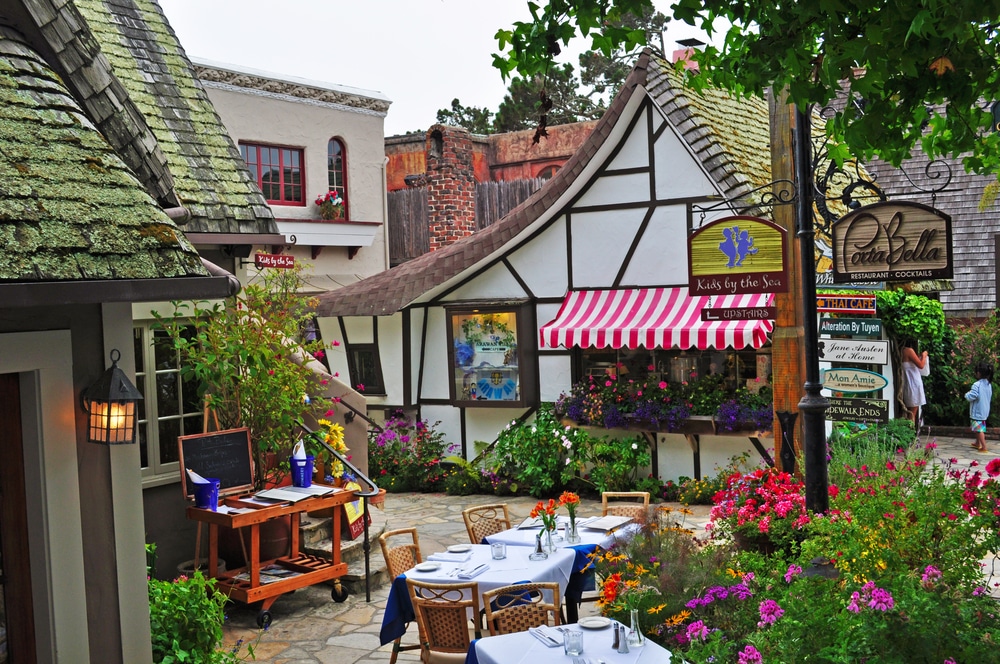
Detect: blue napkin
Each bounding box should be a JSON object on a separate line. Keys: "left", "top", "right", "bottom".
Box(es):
{"left": 464, "top": 638, "right": 479, "bottom": 664}
{"left": 379, "top": 574, "right": 415, "bottom": 646}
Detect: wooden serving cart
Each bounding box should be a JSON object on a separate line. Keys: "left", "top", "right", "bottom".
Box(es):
{"left": 187, "top": 488, "right": 354, "bottom": 628}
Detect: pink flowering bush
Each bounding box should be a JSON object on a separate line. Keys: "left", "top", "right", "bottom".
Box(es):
{"left": 707, "top": 466, "right": 810, "bottom": 554}
{"left": 367, "top": 411, "right": 452, "bottom": 492}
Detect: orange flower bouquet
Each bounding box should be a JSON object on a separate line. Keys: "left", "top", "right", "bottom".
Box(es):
{"left": 559, "top": 491, "right": 582, "bottom": 542}
{"left": 530, "top": 498, "right": 559, "bottom": 532}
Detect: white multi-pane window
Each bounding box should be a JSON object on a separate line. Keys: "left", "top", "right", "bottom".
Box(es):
{"left": 133, "top": 324, "right": 204, "bottom": 482}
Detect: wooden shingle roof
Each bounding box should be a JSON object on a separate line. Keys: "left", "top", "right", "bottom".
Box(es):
{"left": 73, "top": 0, "right": 276, "bottom": 234}
{"left": 0, "top": 25, "right": 206, "bottom": 283}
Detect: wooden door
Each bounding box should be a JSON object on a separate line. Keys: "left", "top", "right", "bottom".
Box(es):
{"left": 0, "top": 372, "right": 36, "bottom": 662}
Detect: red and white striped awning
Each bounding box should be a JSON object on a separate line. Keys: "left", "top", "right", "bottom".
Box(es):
{"left": 539, "top": 288, "right": 774, "bottom": 350}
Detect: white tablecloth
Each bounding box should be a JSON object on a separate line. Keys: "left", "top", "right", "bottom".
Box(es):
{"left": 405, "top": 544, "right": 575, "bottom": 600}
{"left": 472, "top": 623, "right": 673, "bottom": 664}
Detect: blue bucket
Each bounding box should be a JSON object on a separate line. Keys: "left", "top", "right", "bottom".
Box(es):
{"left": 290, "top": 455, "right": 315, "bottom": 488}
{"left": 193, "top": 478, "right": 220, "bottom": 510}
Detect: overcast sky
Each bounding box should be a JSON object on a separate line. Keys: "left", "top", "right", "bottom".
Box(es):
{"left": 158, "top": 0, "right": 714, "bottom": 136}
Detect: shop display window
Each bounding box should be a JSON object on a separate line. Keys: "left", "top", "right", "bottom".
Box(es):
{"left": 447, "top": 304, "right": 534, "bottom": 406}
{"left": 576, "top": 346, "right": 771, "bottom": 393}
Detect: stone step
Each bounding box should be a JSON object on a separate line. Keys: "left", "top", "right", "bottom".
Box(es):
{"left": 301, "top": 501, "right": 390, "bottom": 595}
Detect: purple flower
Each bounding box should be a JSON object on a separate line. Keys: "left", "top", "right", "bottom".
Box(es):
{"left": 686, "top": 620, "right": 709, "bottom": 642}
{"left": 730, "top": 583, "right": 753, "bottom": 600}
{"left": 847, "top": 591, "right": 862, "bottom": 613}
{"left": 921, "top": 565, "right": 942, "bottom": 586}
{"left": 738, "top": 645, "right": 764, "bottom": 664}
{"left": 868, "top": 588, "right": 894, "bottom": 612}
{"left": 757, "top": 599, "right": 784, "bottom": 626}
{"left": 784, "top": 564, "right": 802, "bottom": 583}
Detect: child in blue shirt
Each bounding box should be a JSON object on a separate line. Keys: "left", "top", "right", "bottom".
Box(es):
{"left": 966, "top": 361, "right": 994, "bottom": 452}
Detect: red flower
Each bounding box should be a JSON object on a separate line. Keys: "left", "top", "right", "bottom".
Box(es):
{"left": 986, "top": 458, "right": 1000, "bottom": 477}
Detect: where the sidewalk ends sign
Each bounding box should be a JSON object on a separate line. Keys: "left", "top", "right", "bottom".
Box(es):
{"left": 688, "top": 216, "right": 788, "bottom": 295}
{"left": 831, "top": 201, "right": 952, "bottom": 283}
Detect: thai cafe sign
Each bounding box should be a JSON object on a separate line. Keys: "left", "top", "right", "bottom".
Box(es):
{"left": 831, "top": 201, "right": 953, "bottom": 283}
{"left": 688, "top": 216, "right": 789, "bottom": 295}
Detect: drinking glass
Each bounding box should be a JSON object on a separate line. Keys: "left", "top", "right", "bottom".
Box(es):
{"left": 563, "top": 629, "right": 584, "bottom": 656}
{"left": 490, "top": 542, "right": 507, "bottom": 560}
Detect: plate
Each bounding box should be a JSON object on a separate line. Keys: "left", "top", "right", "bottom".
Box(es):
{"left": 447, "top": 544, "right": 472, "bottom": 553}
{"left": 577, "top": 616, "right": 612, "bottom": 630}
{"left": 414, "top": 562, "right": 441, "bottom": 572}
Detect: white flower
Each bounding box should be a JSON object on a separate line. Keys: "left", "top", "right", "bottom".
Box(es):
{"left": 565, "top": 458, "right": 571, "bottom": 465}
{"left": 565, "top": 425, "right": 572, "bottom": 432}
{"left": 561, "top": 436, "right": 572, "bottom": 450}
{"left": 632, "top": 442, "right": 638, "bottom": 450}
{"left": 532, "top": 427, "right": 537, "bottom": 433}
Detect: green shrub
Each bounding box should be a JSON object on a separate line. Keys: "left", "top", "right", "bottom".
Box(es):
{"left": 585, "top": 435, "right": 652, "bottom": 493}
{"left": 368, "top": 412, "right": 452, "bottom": 492}
{"left": 146, "top": 544, "right": 257, "bottom": 664}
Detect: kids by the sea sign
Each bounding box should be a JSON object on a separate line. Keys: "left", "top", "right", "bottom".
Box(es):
{"left": 831, "top": 201, "right": 953, "bottom": 283}
{"left": 688, "top": 216, "right": 789, "bottom": 296}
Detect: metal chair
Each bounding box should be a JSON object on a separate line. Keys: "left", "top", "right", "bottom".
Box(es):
{"left": 378, "top": 528, "right": 423, "bottom": 664}
{"left": 602, "top": 491, "right": 650, "bottom": 524}
{"left": 482, "top": 582, "right": 561, "bottom": 636}
{"left": 406, "top": 578, "right": 482, "bottom": 664}
{"left": 461, "top": 503, "right": 511, "bottom": 544}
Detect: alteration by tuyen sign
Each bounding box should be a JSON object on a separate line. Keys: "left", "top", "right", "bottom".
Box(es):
{"left": 819, "top": 317, "right": 882, "bottom": 338}
{"left": 688, "top": 216, "right": 788, "bottom": 295}
{"left": 831, "top": 201, "right": 953, "bottom": 283}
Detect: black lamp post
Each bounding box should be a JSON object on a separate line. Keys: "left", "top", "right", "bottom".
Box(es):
{"left": 794, "top": 106, "right": 830, "bottom": 513}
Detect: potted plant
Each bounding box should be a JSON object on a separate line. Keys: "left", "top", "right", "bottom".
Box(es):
{"left": 314, "top": 190, "right": 344, "bottom": 220}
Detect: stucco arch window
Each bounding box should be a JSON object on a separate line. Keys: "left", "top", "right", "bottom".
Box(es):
{"left": 327, "top": 138, "right": 348, "bottom": 219}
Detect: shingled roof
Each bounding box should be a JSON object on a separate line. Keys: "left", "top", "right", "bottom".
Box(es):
{"left": 73, "top": 0, "right": 276, "bottom": 235}
{"left": 315, "top": 52, "right": 785, "bottom": 318}
{"left": 0, "top": 25, "right": 208, "bottom": 286}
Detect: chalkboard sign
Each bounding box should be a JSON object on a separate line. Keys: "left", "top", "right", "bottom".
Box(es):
{"left": 177, "top": 428, "right": 255, "bottom": 500}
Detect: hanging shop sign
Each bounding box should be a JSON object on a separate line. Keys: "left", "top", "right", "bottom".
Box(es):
{"left": 822, "top": 368, "right": 888, "bottom": 393}
{"left": 817, "top": 338, "right": 889, "bottom": 365}
{"left": 688, "top": 216, "right": 788, "bottom": 295}
{"left": 254, "top": 253, "right": 295, "bottom": 269}
{"left": 831, "top": 201, "right": 953, "bottom": 283}
{"left": 816, "top": 294, "right": 876, "bottom": 314}
{"left": 825, "top": 398, "right": 890, "bottom": 423}
{"left": 819, "top": 317, "right": 883, "bottom": 338}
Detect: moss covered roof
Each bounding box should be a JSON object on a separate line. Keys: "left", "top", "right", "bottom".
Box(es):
{"left": 0, "top": 26, "right": 207, "bottom": 282}
{"left": 74, "top": 0, "right": 276, "bottom": 234}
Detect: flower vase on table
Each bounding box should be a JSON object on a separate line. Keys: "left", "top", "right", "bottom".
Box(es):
{"left": 627, "top": 608, "right": 645, "bottom": 647}
{"left": 531, "top": 499, "right": 559, "bottom": 555}
{"left": 559, "top": 491, "right": 582, "bottom": 543}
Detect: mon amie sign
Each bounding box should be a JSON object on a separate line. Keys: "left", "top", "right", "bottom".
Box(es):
{"left": 832, "top": 201, "right": 953, "bottom": 283}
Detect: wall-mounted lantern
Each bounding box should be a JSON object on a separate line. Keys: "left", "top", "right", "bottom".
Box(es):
{"left": 81, "top": 349, "right": 143, "bottom": 445}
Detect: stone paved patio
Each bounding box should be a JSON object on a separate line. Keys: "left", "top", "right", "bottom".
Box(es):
{"left": 218, "top": 432, "right": 992, "bottom": 663}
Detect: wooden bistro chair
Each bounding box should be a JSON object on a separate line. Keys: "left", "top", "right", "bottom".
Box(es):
{"left": 406, "top": 578, "right": 482, "bottom": 664}
{"left": 602, "top": 491, "right": 651, "bottom": 524}
{"left": 379, "top": 528, "right": 423, "bottom": 664}
{"left": 461, "top": 503, "right": 511, "bottom": 544}
{"left": 482, "top": 582, "right": 562, "bottom": 636}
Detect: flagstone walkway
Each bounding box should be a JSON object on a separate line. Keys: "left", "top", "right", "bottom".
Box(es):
{"left": 219, "top": 432, "right": 993, "bottom": 664}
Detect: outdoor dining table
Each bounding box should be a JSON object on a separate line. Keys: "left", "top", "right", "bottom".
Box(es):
{"left": 484, "top": 516, "right": 639, "bottom": 623}
{"left": 465, "top": 621, "right": 674, "bottom": 664}
{"left": 379, "top": 544, "right": 576, "bottom": 647}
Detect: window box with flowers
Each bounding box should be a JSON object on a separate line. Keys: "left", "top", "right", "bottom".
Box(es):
{"left": 315, "top": 190, "right": 345, "bottom": 220}
{"left": 554, "top": 373, "right": 773, "bottom": 435}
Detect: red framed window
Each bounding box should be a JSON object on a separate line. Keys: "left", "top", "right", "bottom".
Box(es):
{"left": 327, "top": 138, "right": 348, "bottom": 217}
{"left": 240, "top": 143, "right": 304, "bottom": 205}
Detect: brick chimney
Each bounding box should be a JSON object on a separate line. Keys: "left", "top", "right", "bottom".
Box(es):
{"left": 426, "top": 125, "right": 476, "bottom": 251}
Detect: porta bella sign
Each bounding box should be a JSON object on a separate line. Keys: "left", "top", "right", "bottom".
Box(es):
{"left": 831, "top": 201, "right": 952, "bottom": 283}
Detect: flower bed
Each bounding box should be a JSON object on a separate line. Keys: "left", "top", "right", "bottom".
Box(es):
{"left": 590, "top": 440, "right": 1000, "bottom": 662}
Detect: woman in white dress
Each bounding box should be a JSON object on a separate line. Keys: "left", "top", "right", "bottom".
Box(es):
{"left": 900, "top": 342, "right": 928, "bottom": 424}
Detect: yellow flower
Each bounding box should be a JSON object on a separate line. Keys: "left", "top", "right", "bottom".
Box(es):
{"left": 647, "top": 603, "right": 667, "bottom": 615}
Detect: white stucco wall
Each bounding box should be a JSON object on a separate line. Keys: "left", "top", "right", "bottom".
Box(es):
{"left": 201, "top": 81, "right": 389, "bottom": 282}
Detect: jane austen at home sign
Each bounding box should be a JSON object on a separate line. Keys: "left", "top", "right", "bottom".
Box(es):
{"left": 831, "top": 201, "right": 953, "bottom": 283}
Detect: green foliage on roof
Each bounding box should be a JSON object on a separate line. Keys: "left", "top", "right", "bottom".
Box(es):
{"left": 0, "top": 28, "right": 205, "bottom": 282}
{"left": 74, "top": 0, "right": 275, "bottom": 234}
